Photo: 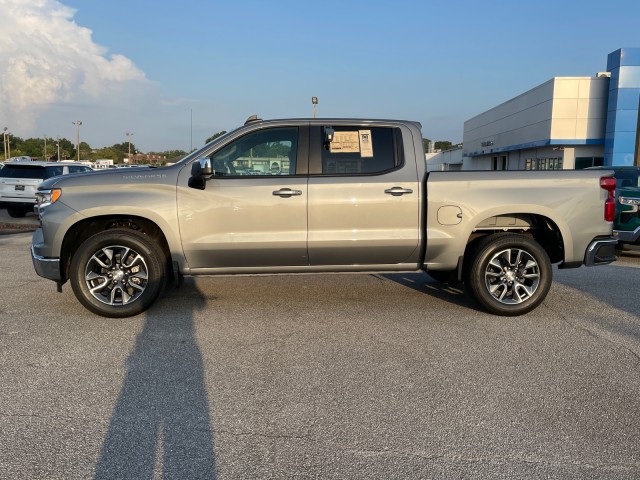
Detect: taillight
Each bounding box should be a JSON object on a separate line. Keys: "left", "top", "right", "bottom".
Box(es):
{"left": 600, "top": 176, "right": 616, "bottom": 222}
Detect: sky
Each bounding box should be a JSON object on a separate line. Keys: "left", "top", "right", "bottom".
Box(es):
{"left": 1, "top": 0, "right": 640, "bottom": 153}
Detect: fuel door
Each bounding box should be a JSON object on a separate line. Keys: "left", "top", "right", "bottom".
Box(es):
{"left": 437, "top": 205, "right": 463, "bottom": 225}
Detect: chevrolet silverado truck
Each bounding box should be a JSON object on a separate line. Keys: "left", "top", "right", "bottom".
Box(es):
{"left": 31, "top": 117, "right": 618, "bottom": 318}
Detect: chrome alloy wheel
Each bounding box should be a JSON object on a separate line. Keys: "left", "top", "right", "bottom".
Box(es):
{"left": 484, "top": 248, "right": 540, "bottom": 305}
{"left": 84, "top": 245, "right": 149, "bottom": 306}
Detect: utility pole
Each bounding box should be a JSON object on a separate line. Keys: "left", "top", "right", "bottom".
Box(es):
{"left": 126, "top": 132, "right": 133, "bottom": 163}
{"left": 72, "top": 121, "right": 82, "bottom": 161}
{"left": 3, "top": 127, "right": 7, "bottom": 160}
{"left": 43, "top": 134, "right": 47, "bottom": 161}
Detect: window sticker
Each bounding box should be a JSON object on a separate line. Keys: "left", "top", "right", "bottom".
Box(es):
{"left": 329, "top": 131, "right": 360, "bottom": 153}
{"left": 359, "top": 130, "right": 373, "bottom": 157}
{"left": 329, "top": 130, "right": 375, "bottom": 157}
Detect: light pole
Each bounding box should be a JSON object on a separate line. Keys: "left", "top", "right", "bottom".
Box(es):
{"left": 312, "top": 96, "right": 318, "bottom": 118}
{"left": 56, "top": 137, "right": 60, "bottom": 162}
{"left": 126, "top": 132, "right": 133, "bottom": 163}
{"left": 43, "top": 134, "right": 47, "bottom": 161}
{"left": 72, "top": 121, "right": 82, "bottom": 161}
{"left": 3, "top": 127, "right": 7, "bottom": 160}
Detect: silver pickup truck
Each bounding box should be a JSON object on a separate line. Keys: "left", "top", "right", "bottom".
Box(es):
{"left": 31, "top": 117, "right": 618, "bottom": 318}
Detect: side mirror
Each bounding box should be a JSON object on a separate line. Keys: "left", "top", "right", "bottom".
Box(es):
{"left": 188, "top": 158, "right": 212, "bottom": 190}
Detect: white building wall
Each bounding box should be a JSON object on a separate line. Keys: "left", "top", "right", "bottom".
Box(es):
{"left": 550, "top": 78, "right": 608, "bottom": 140}
{"left": 463, "top": 76, "right": 609, "bottom": 169}
{"left": 464, "top": 80, "right": 555, "bottom": 155}
{"left": 426, "top": 148, "right": 464, "bottom": 171}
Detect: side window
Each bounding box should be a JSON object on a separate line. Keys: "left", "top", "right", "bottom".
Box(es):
{"left": 208, "top": 127, "right": 298, "bottom": 176}
{"left": 68, "top": 166, "right": 89, "bottom": 174}
{"left": 45, "top": 166, "right": 64, "bottom": 178}
{"left": 321, "top": 126, "right": 402, "bottom": 175}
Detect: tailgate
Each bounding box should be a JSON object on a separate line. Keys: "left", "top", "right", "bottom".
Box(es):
{"left": 0, "top": 178, "right": 41, "bottom": 201}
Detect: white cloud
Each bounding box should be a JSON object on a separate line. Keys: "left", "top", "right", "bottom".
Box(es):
{"left": 0, "top": 0, "right": 151, "bottom": 143}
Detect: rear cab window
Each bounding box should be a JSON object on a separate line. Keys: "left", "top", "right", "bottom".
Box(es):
{"left": 310, "top": 125, "right": 404, "bottom": 175}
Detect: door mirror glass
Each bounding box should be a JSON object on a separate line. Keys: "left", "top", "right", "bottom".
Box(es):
{"left": 188, "top": 158, "right": 212, "bottom": 190}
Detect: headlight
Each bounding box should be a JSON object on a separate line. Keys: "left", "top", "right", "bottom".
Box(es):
{"left": 619, "top": 196, "right": 640, "bottom": 206}
{"left": 36, "top": 188, "right": 62, "bottom": 210}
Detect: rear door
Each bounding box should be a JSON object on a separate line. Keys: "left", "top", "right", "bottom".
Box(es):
{"left": 307, "top": 124, "right": 420, "bottom": 266}
{"left": 177, "top": 125, "right": 309, "bottom": 269}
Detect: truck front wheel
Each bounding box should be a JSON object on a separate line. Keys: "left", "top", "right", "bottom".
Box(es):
{"left": 464, "top": 234, "right": 552, "bottom": 316}
{"left": 70, "top": 229, "right": 167, "bottom": 318}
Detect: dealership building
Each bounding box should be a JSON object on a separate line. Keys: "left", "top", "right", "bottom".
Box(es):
{"left": 434, "top": 48, "right": 640, "bottom": 171}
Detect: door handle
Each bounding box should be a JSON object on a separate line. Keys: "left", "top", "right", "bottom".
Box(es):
{"left": 273, "top": 188, "right": 303, "bottom": 197}
{"left": 384, "top": 187, "right": 413, "bottom": 196}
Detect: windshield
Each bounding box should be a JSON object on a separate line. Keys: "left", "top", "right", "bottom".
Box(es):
{"left": 613, "top": 169, "right": 640, "bottom": 188}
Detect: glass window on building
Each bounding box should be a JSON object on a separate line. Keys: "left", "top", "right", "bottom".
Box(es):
{"left": 525, "top": 158, "right": 564, "bottom": 170}
{"left": 575, "top": 157, "right": 604, "bottom": 169}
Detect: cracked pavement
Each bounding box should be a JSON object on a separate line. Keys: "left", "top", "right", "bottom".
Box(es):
{"left": 1, "top": 233, "right": 639, "bottom": 479}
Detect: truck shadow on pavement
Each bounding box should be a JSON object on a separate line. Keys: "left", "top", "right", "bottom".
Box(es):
{"left": 379, "top": 272, "right": 480, "bottom": 311}
{"left": 94, "top": 281, "right": 217, "bottom": 479}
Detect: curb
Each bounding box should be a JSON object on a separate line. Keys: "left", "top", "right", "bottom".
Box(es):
{"left": 0, "top": 224, "right": 38, "bottom": 236}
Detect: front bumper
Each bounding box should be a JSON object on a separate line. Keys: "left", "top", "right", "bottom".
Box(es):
{"left": 584, "top": 237, "right": 618, "bottom": 267}
{"left": 614, "top": 227, "right": 640, "bottom": 244}
{"left": 31, "top": 228, "right": 61, "bottom": 281}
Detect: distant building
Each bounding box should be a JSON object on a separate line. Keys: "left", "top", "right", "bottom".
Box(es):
{"left": 426, "top": 147, "right": 464, "bottom": 171}
{"left": 460, "top": 48, "right": 640, "bottom": 170}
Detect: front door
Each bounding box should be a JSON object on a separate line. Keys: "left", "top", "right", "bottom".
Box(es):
{"left": 177, "top": 126, "right": 309, "bottom": 270}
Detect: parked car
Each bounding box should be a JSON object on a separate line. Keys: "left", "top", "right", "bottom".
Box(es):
{"left": 588, "top": 166, "right": 640, "bottom": 245}
{"left": 32, "top": 117, "right": 617, "bottom": 318}
{"left": 0, "top": 161, "right": 94, "bottom": 217}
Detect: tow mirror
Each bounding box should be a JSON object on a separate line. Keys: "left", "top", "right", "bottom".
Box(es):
{"left": 188, "top": 158, "right": 213, "bottom": 190}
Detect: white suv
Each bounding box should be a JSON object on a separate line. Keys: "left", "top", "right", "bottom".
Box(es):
{"left": 0, "top": 161, "right": 93, "bottom": 217}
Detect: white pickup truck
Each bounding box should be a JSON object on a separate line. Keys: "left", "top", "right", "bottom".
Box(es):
{"left": 31, "top": 117, "right": 618, "bottom": 318}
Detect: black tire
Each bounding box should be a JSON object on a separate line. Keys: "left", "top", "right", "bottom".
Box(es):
{"left": 70, "top": 229, "right": 167, "bottom": 318}
{"left": 7, "top": 206, "right": 28, "bottom": 218}
{"left": 427, "top": 269, "right": 461, "bottom": 284}
{"left": 463, "top": 233, "right": 552, "bottom": 316}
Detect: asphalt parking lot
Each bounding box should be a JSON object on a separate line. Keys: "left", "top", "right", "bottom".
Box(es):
{"left": 1, "top": 232, "right": 639, "bottom": 479}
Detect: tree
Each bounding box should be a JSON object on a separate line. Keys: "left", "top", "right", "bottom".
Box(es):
{"left": 205, "top": 130, "right": 227, "bottom": 144}
{"left": 149, "top": 149, "right": 187, "bottom": 160}
{"left": 55, "top": 138, "right": 75, "bottom": 160}
{"left": 434, "top": 141, "right": 452, "bottom": 151}
{"left": 77, "top": 141, "right": 91, "bottom": 161}
{"left": 422, "top": 138, "right": 432, "bottom": 152}
{"left": 91, "top": 147, "right": 124, "bottom": 163}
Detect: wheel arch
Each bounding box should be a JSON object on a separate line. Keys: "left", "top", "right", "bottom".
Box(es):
{"left": 60, "top": 215, "right": 173, "bottom": 283}
{"left": 466, "top": 212, "right": 566, "bottom": 265}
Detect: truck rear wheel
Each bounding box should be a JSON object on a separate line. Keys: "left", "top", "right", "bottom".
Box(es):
{"left": 70, "top": 229, "right": 167, "bottom": 318}
{"left": 464, "top": 233, "right": 552, "bottom": 316}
